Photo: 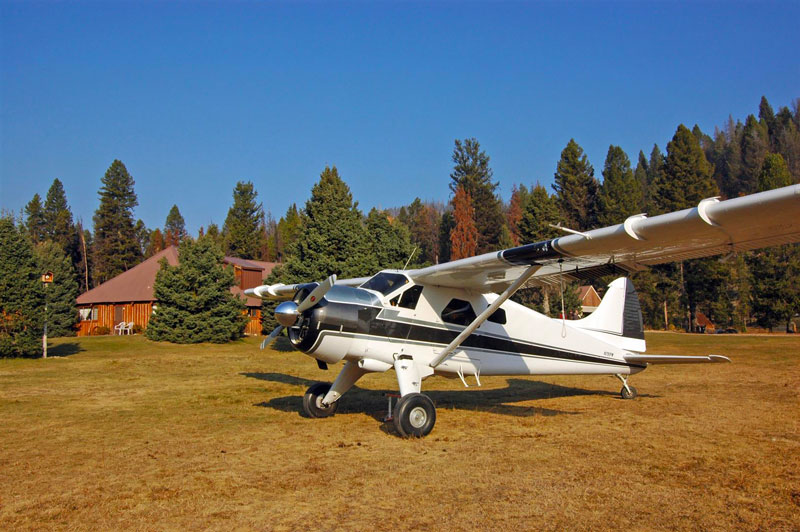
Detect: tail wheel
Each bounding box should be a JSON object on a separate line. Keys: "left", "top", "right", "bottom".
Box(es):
{"left": 393, "top": 393, "right": 436, "bottom": 438}
{"left": 303, "top": 382, "right": 338, "bottom": 418}
{"left": 621, "top": 385, "right": 638, "bottom": 400}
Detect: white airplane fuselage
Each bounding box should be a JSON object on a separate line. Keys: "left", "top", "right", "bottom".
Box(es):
{"left": 287, "top": 273, "right": 647, "bottom": 383}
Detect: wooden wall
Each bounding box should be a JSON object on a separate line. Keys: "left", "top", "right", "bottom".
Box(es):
{"left": 77, "top": 302, "right": 153, "bottom": 336}
{"left": 78, "top": 302, "right": 263, "bottom": 337}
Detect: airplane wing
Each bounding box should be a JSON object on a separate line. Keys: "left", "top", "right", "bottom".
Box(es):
{"left": 408, "top": 184, "right": 800, "bottom": 292}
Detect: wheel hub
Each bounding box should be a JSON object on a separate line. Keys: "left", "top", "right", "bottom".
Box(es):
{"left": 409, "top": 406, "right": 427, "bottom": 428}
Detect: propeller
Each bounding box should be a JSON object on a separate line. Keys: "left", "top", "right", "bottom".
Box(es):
{"left": 260, "top": 274, "right": 337, "bottom": 349}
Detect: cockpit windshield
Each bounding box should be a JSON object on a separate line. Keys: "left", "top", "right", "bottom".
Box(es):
{"left": 360, "top": 272, "right": 409, "bottom": 296}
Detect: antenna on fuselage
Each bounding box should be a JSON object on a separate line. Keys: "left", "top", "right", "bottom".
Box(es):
{"left": 402, "top": 246, "right": 418, "bottom": 271}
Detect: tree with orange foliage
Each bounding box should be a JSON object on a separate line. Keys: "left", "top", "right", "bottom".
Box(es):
{"left": 450, "top": 186, "right": 478, "bottom": 260}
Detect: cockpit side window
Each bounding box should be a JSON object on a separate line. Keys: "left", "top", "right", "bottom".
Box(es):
{"left": 441, "top": 298, "right": 477, "bottom": 326}
{"left": 361, "top": 272, "right": 409, "bottom": 295}
{"left": 391, "top": 285, "right": 423, "bottom": 309}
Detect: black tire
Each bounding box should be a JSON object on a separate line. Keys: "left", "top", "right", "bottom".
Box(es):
{"left": 303, "top": 382, "right": 338, "bottom": 418}
{"left": 393, "top": 393, "right": 436, "bottom": 438}
{"left": 621, "top": 385, "right": 638, "bottom": 400}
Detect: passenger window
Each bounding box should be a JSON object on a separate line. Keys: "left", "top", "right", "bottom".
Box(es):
{"left": 441, "top": 298, "right": 476, "bottom": 326}
{"left": 397, "top": 285, "right": 423, "bottom": 309}
{"left": 488, "top": 308, "right": 507, "bottom": 325}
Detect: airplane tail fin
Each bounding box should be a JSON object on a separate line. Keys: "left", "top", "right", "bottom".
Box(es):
{"left": 572, "top": 277, "right": 646, "bottom": 352}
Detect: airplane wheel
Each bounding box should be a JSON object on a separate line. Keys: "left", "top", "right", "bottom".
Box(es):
{"left": 393, "top": 393, "right": 436, "bottom": 438}
{"left": 621, "top": 386, "right": 638, "bottom": 400}
{"left": 303, "top": 382, "right": 338, "bottom": 418}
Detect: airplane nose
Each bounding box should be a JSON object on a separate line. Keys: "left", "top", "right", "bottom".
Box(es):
{"left": 275, "top": 301, "right": 300, "bottom": 327}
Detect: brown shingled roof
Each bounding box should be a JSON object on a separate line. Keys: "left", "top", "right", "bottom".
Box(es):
{"left": 77, "top": 246, "right": 275, "bottom": 307}
{"left": 77, "top": 247, "right": 179, "bottom": 304}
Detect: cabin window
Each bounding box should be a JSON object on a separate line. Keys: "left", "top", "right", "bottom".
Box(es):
{"left": 390, "top": 285, "right": 423, "bottom": 309}
{"left": 488, "top": 308, "right": 507, "bottom": 325}
{"left": 441, "top": 298, "right": 476, "bottom": 326}
{"left": 361, "top": 272, "right": 409, "bottom": 296}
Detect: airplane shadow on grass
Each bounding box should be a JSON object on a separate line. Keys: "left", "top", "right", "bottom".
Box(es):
{"left": 241, "top": 371, "right": 651, "bottom": 423}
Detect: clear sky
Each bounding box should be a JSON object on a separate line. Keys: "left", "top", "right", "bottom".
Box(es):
{"left": 1, "top": 1, "right": 798, "bottom": 235}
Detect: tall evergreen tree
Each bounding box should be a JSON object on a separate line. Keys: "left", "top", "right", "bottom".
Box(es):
{"left": 271, "top": 166, "right": 377, "bottom": 284}
{"left": 273, "top": 204, "right": 303, "bottom": 262}
{"left": 403, "top": 198, "right": 442, "bottom": 265}
{"left": 518, "top": 183, "right": 560, "bottom": 242}
{"left": 164, "top": 204, "right": 187, "bottom": 247}
{"left": 145, "top": 237, "right": 246, "bottom": 343}
{"left": 34, "top": 241, "right": 79, "bottom": 337}
{"left": 758, "top": 95, "right": 777, "bottom": 148}
{"left": 449, "top": 185, "right": 478, "bottom": 260}
{"left": 0, "top": 217, "right": 44, "bottom": 357}
{"left": 147, "top": 228, "right": 166, "bottom": 257}
{"left": 506, "top": 185, "right": 529, "bottom": 246}
{"left": 133, "top": 220, "right": 151, "bottom": 256}
{"left": 634, "top": 151, "right": 649, "bottom": 211}
{"left": 75, "top": 219, "right": 93, "bottom": 293}
{"left": 651, "top": 124, "right": 718, "bottom": 215}
{"left": 740, "top": 114, "right": 769, "bottom": 196}
{"left": 552, "top": 139, "right": 599, "bottom": 230}
{"left": 450, "top": 138, "right": 505, "bottom": 253}
{"left": 43, "top": 179, "right": 75, "bottom": 252}
{"left": 24, "top": 194, "right": 47, "bottom": 244}
{"left": 366, "top": 208, "right": 415, "bottom": 269}
{"left": 92, "top": 160, "right": 142, "bottom": 284}
{"left": 597, "top": 145, "right": 641, "bottom": 226}
{"left": 222, "top": 181, "right": 265, "bottom": 259}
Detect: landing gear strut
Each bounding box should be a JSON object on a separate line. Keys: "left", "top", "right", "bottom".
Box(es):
{"left": 615, "top": 374, "right": 638, "bottom": 400}
{"left": 393, "top": 393, "right": 436, "bottom": 438}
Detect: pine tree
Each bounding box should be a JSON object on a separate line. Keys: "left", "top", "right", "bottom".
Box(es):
{"left": 164, "top": 204, "right": 187, "bottom": 247}
{"left": 75, "top": 219, "right": 92, "bottom": 293}
{"left": 0, "top": 217, "right": 44, "bottom": 357}
{"left": 651, "top": 124, "right": 718, "bottom": 215}
{"left": 147, "top": 228, "right": 166, "bottom": 257}
{"left": 366, "top": 208, "right": 415, "bottom": 269}
{"left": 271, "top": 166, "right": 377, "bottom": 284}
{"left": 145, "top": 237, "right": 246, "bottom": 343}
{"left": 34, "top": 241, "right": 79, "bottom": 337}
{"left": 597, "top": 145, "right": 641, "bottom": 226}
{"left": 24, "top": 194, "right": 47, "bottom": 244}
{"left": 403, "top": 198, "right": 442, "bottom": 265}
{"left": 450, "top": 138, "right": 505, "bottom": 253}
{"left": 757, "top": 153, "right": 792, "bottom": 191}
{"left": 43, "top": 179, "right": 76, "bottom": 252}
{"left": 134, "top": 220, "right": 151, "bottom": 256}
{"left": 740, "top": 114, "right": 769, "bottom": 196}
{"left": 274, "top": 204, "right": 303, "bottom": 262}
{"left": 758, "top": 95, "right": 777, "bottom": 148}
{"left": 506, "top": 185, "right": 529, "bottom": 246}
{"left": 634, "top": 151, "right": 649, "bottom": 212}
{"left": 449, "top": 185, "right": 478, "bottom": 260}
{"left": 222, "top": 181, "right": 265, "bottom": 259}
{"left": 518, "top": 183, "right": 560, "bottom": 242}
{"left": 92, "top": 160, "right": 143, "bottom": 284}
{"left": 552, "top": 139, "right": 599, "bottom": 230}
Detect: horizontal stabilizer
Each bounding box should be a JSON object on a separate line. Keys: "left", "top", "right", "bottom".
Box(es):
{"left": 623, "top": 354, "right": 731, "bottom": 364}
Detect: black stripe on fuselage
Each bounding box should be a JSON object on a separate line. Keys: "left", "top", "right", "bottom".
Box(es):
{"left": 306, "top": 302, "right": 640, "bottom": 369}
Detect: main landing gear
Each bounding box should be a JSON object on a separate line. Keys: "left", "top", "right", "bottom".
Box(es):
{"left": 615, "top": 374, "right": 638, "bottom": 400}
{"left": 303, "top": 382, "right": 338, "bottom": 418}
{"left": 391, "top": 393, "right": 436, "bottom": 438}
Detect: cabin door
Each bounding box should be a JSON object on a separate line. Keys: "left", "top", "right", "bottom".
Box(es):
{"left": 114, "top": 305, "right": 124, "bottom": 327}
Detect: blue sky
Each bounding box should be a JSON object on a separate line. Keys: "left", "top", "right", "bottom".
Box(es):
{"left": 1, "top": 1, "right": 798, "bottom": 235}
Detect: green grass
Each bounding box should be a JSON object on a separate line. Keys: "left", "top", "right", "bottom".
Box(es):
{"left": 1, "top": 333, "right": 798, "bottom": 531}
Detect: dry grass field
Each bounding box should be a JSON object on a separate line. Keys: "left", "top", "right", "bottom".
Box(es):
{"left": 1, "top": 332, "right": 798, "bottom": 531}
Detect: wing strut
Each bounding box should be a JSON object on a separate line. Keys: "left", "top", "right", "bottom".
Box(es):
{"left": 429, "top": 264, "right": 540, "bottom": 368}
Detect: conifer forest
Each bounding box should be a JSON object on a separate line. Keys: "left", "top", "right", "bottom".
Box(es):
{"left": 2, "top": 96, "right": 800, "bottom": 355}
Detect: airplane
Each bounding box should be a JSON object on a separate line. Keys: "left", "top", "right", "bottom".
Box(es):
{"left": 245, "top": 184, "right": 800, "bottom": 437}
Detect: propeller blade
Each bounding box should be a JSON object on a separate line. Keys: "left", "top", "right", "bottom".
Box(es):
{"left": 260, "top": 325, "right": 284, "bottom": 349}
{"left": 296, "top": 274, "right": 337, "bottom": 313}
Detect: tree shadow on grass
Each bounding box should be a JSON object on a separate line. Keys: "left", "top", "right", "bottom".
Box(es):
{"left": 241, "top": 372, "right": 629, "bottom": 421}
{"left": 47, "top": 342, "right": 83, "bottom": 357}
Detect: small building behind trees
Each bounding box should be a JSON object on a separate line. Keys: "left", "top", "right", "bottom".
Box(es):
{"left": 76, "top": 246, "right": 275, "bottom": 336}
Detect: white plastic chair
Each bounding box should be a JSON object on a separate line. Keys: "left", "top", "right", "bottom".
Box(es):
{"left": 123, "top": 322, "right": 134, "bottom": 335}
{"left": 113, "top": 322, "right": 125, "bottom": 335}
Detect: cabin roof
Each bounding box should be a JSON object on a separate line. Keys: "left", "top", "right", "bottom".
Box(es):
{"left": 77, "top": 246, "right": 277, "bottom": 306}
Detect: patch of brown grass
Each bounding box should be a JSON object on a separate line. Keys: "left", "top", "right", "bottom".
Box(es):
{"left": 1, "top": 333, "right": 798, "bottom": 530}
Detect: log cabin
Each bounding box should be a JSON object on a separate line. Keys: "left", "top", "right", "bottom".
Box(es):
{"left": 76, "top": 246, "right": 275, "bottom": 336}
